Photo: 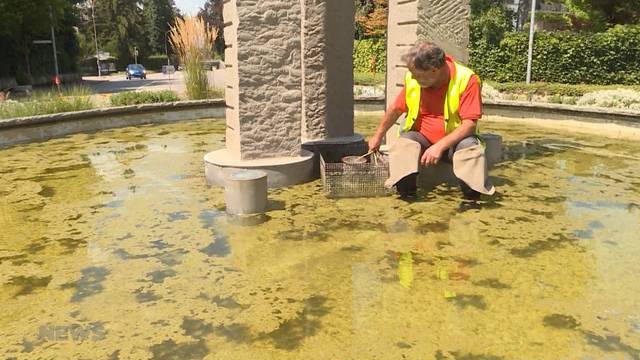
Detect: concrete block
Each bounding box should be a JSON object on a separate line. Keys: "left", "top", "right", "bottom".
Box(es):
{"left": 224, "top": 170, "right": 268, "bottom": 215}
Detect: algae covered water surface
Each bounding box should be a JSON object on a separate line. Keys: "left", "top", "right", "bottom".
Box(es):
{"left": 1, "top": 116, "right": 639, "bottom": 359}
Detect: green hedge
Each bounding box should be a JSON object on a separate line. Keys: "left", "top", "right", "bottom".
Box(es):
{"left": 354, "top": 39, "right": 386, "bottom": 74}
{"left": 144, "top": 55, "right": 170, "bottom": 71}
{"left": 110, "top": 90, "right": 179, "bottom": 106}
{"left": 470, "top": 25, "right": 640, "bottom": 85}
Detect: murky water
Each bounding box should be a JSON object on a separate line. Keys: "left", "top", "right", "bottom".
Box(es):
{"left": 1, "top": 116, "right": 639, "bottom": 359}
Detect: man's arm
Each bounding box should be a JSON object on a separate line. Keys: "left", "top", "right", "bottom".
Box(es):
{"left": 420, "top": 119, "right": 477, "bottom": 166}
{"left": 368, "top": 106, "right": 404, "bottom": 151}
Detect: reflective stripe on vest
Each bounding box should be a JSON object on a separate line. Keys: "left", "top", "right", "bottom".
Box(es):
{"left": 402, "top": 62, "right": 478, "bottom": 135}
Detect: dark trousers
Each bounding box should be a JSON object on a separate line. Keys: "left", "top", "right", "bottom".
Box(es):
{"left": 396, "top": 131, "right": 480, "bottom": 197}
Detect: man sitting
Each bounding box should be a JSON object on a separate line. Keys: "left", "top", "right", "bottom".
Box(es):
{"left": 367, "top": 41, "right": 495, "bottom": 200}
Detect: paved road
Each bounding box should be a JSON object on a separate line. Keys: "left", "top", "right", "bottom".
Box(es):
{"left": 83, "top": 70, "right": 225, "bottom": 96}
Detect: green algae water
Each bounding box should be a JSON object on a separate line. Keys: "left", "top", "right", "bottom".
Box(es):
{"left": 1, "top": 116, "right": 639, "bottom": 359}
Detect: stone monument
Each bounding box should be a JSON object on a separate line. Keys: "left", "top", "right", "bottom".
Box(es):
{"left": 204, "top": 0, "right": 363, "bottom": 188}
{"left": 205, "top": 0, "right": 472, "bottom": 188}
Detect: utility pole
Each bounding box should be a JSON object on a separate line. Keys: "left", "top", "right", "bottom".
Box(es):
{"left": 91, "top": 0, "right": 101, "bottom": 77}
{"left": 165, "top": 30, "right": 170, "bottom": 66}
{"left": 49, "top": 5, "right": 60, "bottom": 87}
{"left": 526, "top": 0, "right": 537, "bottom": 84}
{"left": 134, "top": 46, "right": 138, "bottom": 64}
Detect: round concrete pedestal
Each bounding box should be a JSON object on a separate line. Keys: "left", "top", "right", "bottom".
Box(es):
{"left": 204, "top": 149, "right": 315, "bottom": 188}
{"left": 224, "top": 170, "right": 267, "bottom": 215}
{"left": 482, "top": 133, "right": 503, "bottom": 166}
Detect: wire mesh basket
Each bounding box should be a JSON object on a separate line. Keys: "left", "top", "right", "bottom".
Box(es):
{"left": 319, "top": 141, "right": 392, "bottom": 198}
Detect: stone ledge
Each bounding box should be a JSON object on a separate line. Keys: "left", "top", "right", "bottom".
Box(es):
{"left": 204, "top": 149, "right": 316, "bottom": 188}
{"left": 0, "top": 100, "right": 226, "bottom": 148}
{"left": 0, "top": 99, "right": 225, "bottom": 130}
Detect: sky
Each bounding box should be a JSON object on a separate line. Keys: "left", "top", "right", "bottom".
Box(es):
{"left": 174, "top": 0, "right": 205, "bottom": 16}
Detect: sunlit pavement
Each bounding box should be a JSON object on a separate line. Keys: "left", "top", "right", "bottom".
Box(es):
{"left": 83, "top": 72, "right": 186, "bottom": 96}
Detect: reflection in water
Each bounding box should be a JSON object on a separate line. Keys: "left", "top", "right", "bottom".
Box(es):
{"left": 1, "top": 117, "right": 640, "bottom": 358}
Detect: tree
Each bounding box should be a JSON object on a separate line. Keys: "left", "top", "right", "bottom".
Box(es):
{"left": 86, "top": 0, "right": 146, "bottom": 68}
{"left": 470, "top": 3, "right": 513, "bottom": 46}
{"left": 198, "top": 0, "right": 224, "bottom": 56}
{"left": 143, "top": 0, "right": 178, "bottom": 55}
{"left": 355, "top": 0, "right": 388, "bottom": 39}
{"left": 563, "top": 0, "right": 640, "bottom": 30}
{"left": 0, "top": 0, "right": 80, "bottom": 83}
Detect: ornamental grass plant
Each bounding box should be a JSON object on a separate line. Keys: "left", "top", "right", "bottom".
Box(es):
{"left": 169, "top": 16, "right": 217, "bottom": 100}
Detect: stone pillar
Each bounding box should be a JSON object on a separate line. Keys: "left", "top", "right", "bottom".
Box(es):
{"left": 385, "top": 0, "right": 470, "bottom": 147}
{"left": 205, "top": 0, "right": 315, "bottom": 188}
{"left": 300, "top": 0, "right": 364, "bottom": 173}
{"left": 224, "top": 0, "right": 304, "bottom": 160}
{"left": 300, "top": 0, "right": 355, "bottom": 142}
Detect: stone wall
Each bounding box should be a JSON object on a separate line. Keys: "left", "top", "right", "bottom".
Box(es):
{"left": 0, "top": 101, "right": 225, "bottom": 148}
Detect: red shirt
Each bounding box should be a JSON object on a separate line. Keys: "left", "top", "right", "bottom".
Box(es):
{"left": 393, "top": 55, "right": 482, "bottom": 144}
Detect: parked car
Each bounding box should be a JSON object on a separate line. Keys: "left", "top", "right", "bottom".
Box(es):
{"left": 125, "top": 64, "right": 146, "bottom": 80}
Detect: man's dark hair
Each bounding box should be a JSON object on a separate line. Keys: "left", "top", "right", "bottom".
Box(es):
{"left": 401, "top": 42, "right": 446, "bottom": 71}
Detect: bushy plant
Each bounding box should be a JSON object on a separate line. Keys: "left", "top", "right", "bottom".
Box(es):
{"left": 170, "top": 17, "right": 217, "bottom": 100}
{"left": 487, "top": 81, "right": 640, "bottom": 97}
{"left": 109, "top": 90, "right": 179, "bottom": 106}
{"left": 354, "top": 39, "right": 386, "bottom": 74}
{"left": 481, "top": 82, "right": 500, "bottom": 100}
{"left": 144, "top": 55, "right": 170, "bottom": 71}
{"left": 354, "top": 72, "right": 384, "bottom": 86}
{"left": 208, "top": 87, "right": 224, "bottom": 99}
{"left": 0, "top": 86, "right": 94, "bottom": 119}
{"left": 577, "top": 89, "right": 640, "bottom": 109}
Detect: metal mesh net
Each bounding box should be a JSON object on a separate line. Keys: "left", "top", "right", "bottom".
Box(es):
{"left": 319, "top": 142, "right": 392, "bottom": 198}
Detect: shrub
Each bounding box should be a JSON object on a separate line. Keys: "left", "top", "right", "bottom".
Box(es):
{"left": 486, "top": 81, "right": 640, "bottom": 97}
{"left": 577, "top": 89, "right": 640, "bottom": 109}
{"left": 109, "top": 90, "right": 179, "bottom": 106}
{"left": 481, "top": 82, "right": 500, "bottom": 100}
{"left": 208, "top": 87, "right": 224, "bottom": 99}
{"left": 144, "top": 55, "right": 170, "bottom": 71}
{"left": 0, "top": 86, "right": 94, "bottom": 119}
{"left": 547, "top": 94, "right": 563, "bottom": 104}
{"left": 470, "top": 25, "right": 640, "bottom": 85}
{"left": 354, "top": 38, "right": 386, "bottom": 74}
{"left": 354, "top": 72, "right": 384, "bottom": 86}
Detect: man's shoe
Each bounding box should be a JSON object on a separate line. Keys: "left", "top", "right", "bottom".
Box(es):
{"left": 460, "top": 182, "right": 481, "bottom": 200}
{"left": 398, "top": 190, "right": 418, "bottom": 201}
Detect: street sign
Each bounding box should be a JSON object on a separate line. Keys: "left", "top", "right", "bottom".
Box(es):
{"left": 33, "top": 40, "right": 52, "bottom": 44}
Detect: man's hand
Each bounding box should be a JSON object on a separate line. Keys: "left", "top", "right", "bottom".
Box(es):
{"left": 420, "top": 144, "right": 444, "bottom": 166}
{"left": 368, "top": 135, "right": 383, "bottom": 151}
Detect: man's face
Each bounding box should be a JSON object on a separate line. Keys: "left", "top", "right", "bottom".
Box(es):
{"left": 409, "top": 66, "right": 443, "bottom": 89}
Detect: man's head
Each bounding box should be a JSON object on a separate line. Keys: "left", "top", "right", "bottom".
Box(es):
{"left": 401, "top": 42, "right": 448, "bottom": 89}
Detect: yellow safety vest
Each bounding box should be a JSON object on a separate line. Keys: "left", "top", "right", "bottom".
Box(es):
{"left": 402, "top": 62, "right": 479, "bottom": 135}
